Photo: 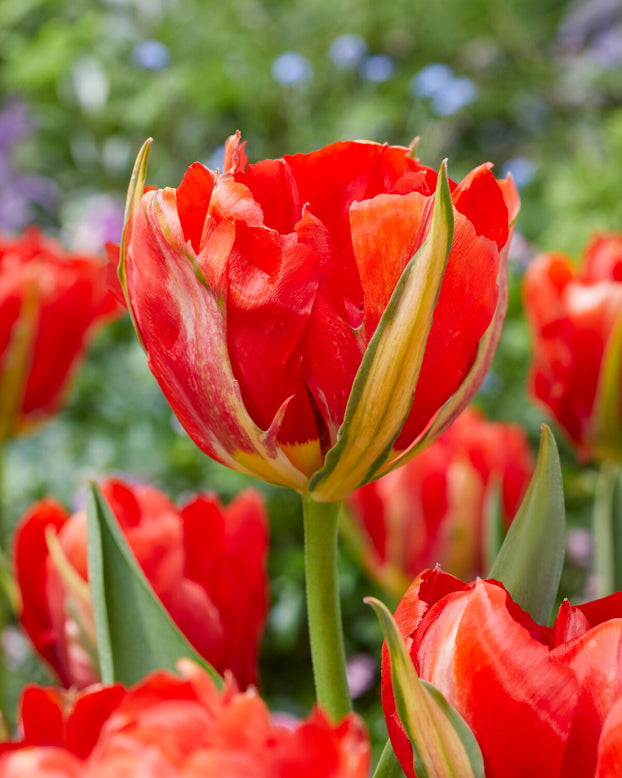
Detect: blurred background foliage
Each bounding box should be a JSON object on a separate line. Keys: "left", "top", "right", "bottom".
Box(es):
{"left": 0, "top": 0, "right": 620, "bottom": 754}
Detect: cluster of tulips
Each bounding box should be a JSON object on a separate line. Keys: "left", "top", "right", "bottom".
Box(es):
{"left": 0, "top": 131, "right": 620, "bottom": 777}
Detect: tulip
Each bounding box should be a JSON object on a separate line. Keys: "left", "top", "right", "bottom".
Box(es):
{"left": 0, "top": 228, "right": 119, "bottom": 442}
{"left": 13, "top": 478, "right": 268, "bottom": 689}
{"left": 523, "top": 232, "right": 622, "bottom": 463}
{"left": 381, "top": 566, "right": 622, "bottom": 778}
{"left": 0, "top": 662, "right": 371, "bottom": 778}
{"left": 116, "top": 132, "right": 518, "bottom": 722}
{"left": 346, "top": 407, "right": 534, "bottom": 594}
{"left": 117, "top": 133, "right": 519, "bottom": 502}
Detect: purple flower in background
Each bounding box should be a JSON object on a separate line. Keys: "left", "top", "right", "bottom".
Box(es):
{"left": 62, "top": 194, "right": 125, "bottom": 254}
{"left": 346, "top": 654, "right": 376, "bottom": 699}
{"left": 0, "top": 98, "right": 59, "bottom": 232}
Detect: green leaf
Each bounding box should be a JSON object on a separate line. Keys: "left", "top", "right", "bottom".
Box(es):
{"left": 310, "top": 161, "right": 454, "bottom": 502}
{"left": 366, "top": 597, "right": 484, "bottom": 778}
{"left": 373, "top": 739, "right": 407, "bottom": 778}
{"left": 593, "top": 463, "right": 622, "bottom": 597}
{"left": 86, "top": 481, "right": 223, "bottom": 687}
{"left": 488, "top": 425, "right": 565, "bottom": 624}
{"left": 482, "top": 478, "right": 505, "bottom": 573}
{"left": 592, "top": 314, "right": 622, "bottom": 463}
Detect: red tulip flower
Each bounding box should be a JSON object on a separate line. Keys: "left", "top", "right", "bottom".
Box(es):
{"left": 116, "top": 134, "right": 519, "bottom": 501}
{"left": 347, "top": 408, "right": 534, "bottom": 594}
{"left": 524, "top": 232, "right": 622, "bottom": 462}
{"left": 0, "top": 228, "right": 120, "bottom": 441}
{"left": 0, "top": 662, "right": 371, "bottom": 777}
{"left": 382, "top": 567, "right": 622, "bottom": 778}
{"left": 13, "top": 478, "right": 268, "bottom": 689}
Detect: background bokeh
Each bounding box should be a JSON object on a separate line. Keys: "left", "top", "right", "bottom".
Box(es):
{"left": 1, "top": 0, "right": 621, "bottom": 754}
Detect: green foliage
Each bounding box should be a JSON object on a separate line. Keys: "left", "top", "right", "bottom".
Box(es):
{"left": 0, "top": 0, "right": 617, "bottom": 760}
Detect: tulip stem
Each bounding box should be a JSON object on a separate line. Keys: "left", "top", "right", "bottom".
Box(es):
{"left": 303, "top": 496, "right": 352, "bottom": 720}
{"left": 593, "top": 462, "right": 622, "bottom": 597}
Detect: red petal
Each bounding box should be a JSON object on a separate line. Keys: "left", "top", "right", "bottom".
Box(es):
{"left": 554, "top": 620, "right": 622, "bottom": 777}
{"left": 349, "top": 191, "right": 432, "bottom": 341}
{"left": 12, "top": 500, "right": 69, "bottom": 684}
{"left": 595, "top": 694, "right": 622, "bottom": 777}
{"left": 176, "top": 162, "right": 215, "bottom": 254}
{"left": 452, "top": 164, "right": 509, "bottom": 250}
{"left": 396, "top": 209, "right": 500, "bottom": 448}
{"left": 180, "top": 489, "right": 269, "bottom": 688}
{"left": 419, "top": 581, "right": 577, "bottom": 778}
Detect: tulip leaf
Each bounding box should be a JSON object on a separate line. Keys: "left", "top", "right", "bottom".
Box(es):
{"left": 86, "top": 482, "right": 223, "bottom": 688}
{"left": 488, "top": 425, "right": 565, "bottom": 625}
{"left": 366, "top": 597, "right": 484, "bottom": 778}
{"left": 482, "top": 478, "right": 505, "bottom": 573}
{"left": 310, "top": 161, "right": 454, "bottom": 502}
{"left": 593, "top": 463, "right": 622, "bottom": 597}
{"left": 592, "top": 314, "right": 622, "bottom": 463}
{"left": 372, "top": 739, "right": 407, "bottom": 778}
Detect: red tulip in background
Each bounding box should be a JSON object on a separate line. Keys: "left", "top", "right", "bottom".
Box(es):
{"left": 0, "top": 661, "right": 371, "bottom": 777}
{"left": 346, "top": 407, "right": 534, "bottom": 592}
{"left": 524, "top": 232, "right": 622, "bottom": 462}
{"left": 0, "top": 228, "right": 119, "bottom": 441}
{"left": 382, "top": 567, "right": 622, "bottom": 778}
{"left": 13, "top": 478, "right": 268, "bottom": 689}
{"left": 116, "top": 133, "right": 519, "bottom": 500}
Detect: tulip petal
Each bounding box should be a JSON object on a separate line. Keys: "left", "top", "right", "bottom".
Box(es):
{"left": 118, "top": 137, "right": 152, "bottom": 343}
{"left": 0, "top": 277, "right": 38, "bottom": 442}
{"left": 368, "top": 596, "right": 484, "bottom": 778}
{"left": 378, "top": 237, "right": 508, "bottom": 477}
{"left": 417, "top": 581, "right": 578, "bottom": 778}
{"left": 12, "top": 500, "right": 70, "bottom": 684}
{"left": 595, "top": 693, "right": 622, "bottom": 778}
{"left": 488, "top": 425, "right": 566, "bottom": 625}
{"left": 554, "top": 620, "right": 622, "bottom": 777}
{"left": 124, "top": 180, "right": 310, "bottom": 490}
{"left": 309, "top": 162, "right": 454, "bottom": 502}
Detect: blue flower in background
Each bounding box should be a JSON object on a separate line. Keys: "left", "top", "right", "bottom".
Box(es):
{"left": 411, "top": 63, "right": 478, "bottom": 116}
{"left": 329, "top": 34, "right": 368, "bottom": 69}
{"left": 431, "top": 77, "right": 478, "bottom": 116}
{"left": 272, "top": 52, "right": 313, "bottom": 86}
{"left": 360, "top": 54, "right": 395, "bottom": 83}
{"left": 501, "top": 157, "right": 537, "bottom": 189}
{"left": 132, "top": 40, "right": 170, "bottom": 70}
{"left": 206, "top": 145, "right": 226, "bottom": 173}
{"left": 410, "top": 63, "right": 455, "bottom": 98}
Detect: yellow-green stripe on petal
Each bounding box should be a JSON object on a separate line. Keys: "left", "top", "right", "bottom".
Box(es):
{"left": 309, "top": 162, "right": 454, "bottom": 503}
{"left": 367, "top": 596, "right": 484, "bottom": 778}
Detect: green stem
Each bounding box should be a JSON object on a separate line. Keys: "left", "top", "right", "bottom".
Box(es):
{"left": 593, "top": 462, "right": 622, "bottom": 597}
{"left": 302, "top": 496, "right": 352, "bottom": 720}
{"left": 372, "top": 739, "right": 406, "bottom": 778}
